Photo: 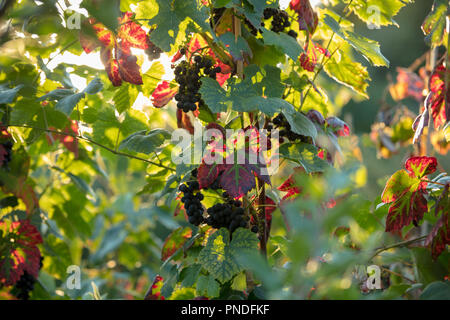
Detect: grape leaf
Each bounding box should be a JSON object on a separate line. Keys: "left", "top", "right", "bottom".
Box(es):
{"left": 0, "top": 219, "right": 42, "bottom": 286}
{"left": 144, "top": 275, "right": 165, "bottom": 300}
{"left": 422, "top": 0, "right": 448, "bottom": 47}
{"left": 279, "top": 142, "right": 330, "bottom": 173}
{"left": 324, "top": 52, "right": 370, "bottom": 98}
{"left": 113, "top": 83, "right": 139, "bottom": 114}
{"left": 148, "top": 0, "right": 210, "bottom": 52}
{"left": 0, "top": 85, "right": 24, "bottom": 104}
{"left": 426, "top": 64, "right": 449, "bottom": 128}
{"left": 261, "top": 28, "right": 303, "bottom": 61}
{"left": 425, "top": 184, "right": 449, "bottom": 260}
{"left": 282, "top": 109, "right": 318, "bottom": 139}
{"left": 161, "top": 227, "right": 192, "bottom": 261}
{"left": 345, "top": 0, "right": 413, "bottom": 28}
{"left": 151, "top": 81, "right": 178, "bottom": 108}
{"left": 381, "top": 156, "right": 438, "bottom": 232}
{"left": 196, "top": 275, "right": 220, "bottom": 298}
{"left": 218, "top": 32, "right": 252, "bottom": 61}
{"left": 198, "top": 228, "right": 258, "bottom": 283}
{"left": 118, "top": 129, "right": 171, "bottom": 154}
{"left": 290, "top": 0, "right": 318, "bottom": 34}
{"left": 142, "top": 61, "right": 165, "bottom": 96}
{"left": 323, "top": 14, "right": 389, "bottom": 67}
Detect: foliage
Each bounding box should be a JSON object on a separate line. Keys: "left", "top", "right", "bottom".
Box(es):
{"left": 0, "top": 0, "right": 448, "bottom": 300}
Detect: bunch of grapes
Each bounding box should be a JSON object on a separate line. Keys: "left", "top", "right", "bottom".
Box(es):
{"left": 263, "top": 8, "right": 297, "bottom": 38}
{"left": 271, "top": 113, "right": 310, "bottom": 143}
{"left": 174, "top": 56, "right": 221, "bottom": 113}
{"left": 205, "top": 193, "right": 247, "bottom": 234}
{"left": 145, "top": 30, "right": 163, "bottom": 61}
{"left": 0, "top": 140, "right": 13, "bottom": 168}
{"left": 13, "top": 256, "right": 43, "bottom": 300}
{"left": 179, "top": 170, "right": 205, "bottom": 226}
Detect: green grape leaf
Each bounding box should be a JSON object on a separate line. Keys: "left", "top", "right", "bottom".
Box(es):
{"left": 149, "top": 0, "right": 210, "bottom": 51}
{"left": 113, "top": 83, "right": 139, "bottom": 114}
{"left": 198, "top": 228, "right": 258, "bottom": 283}
{"left": 279, "top": 143, "right": 330, "bottom": 173}
{"left": 422, "top": 0, "right": 448, "bottom": 47}
{"left": 323, "top": 14, "right": 389, "bottom": 67}
{"left": 346, "top": 0, "right": 414, "bottom": 28}
{"left": 420, "top": 281, "right": 450, "bottom": 300}
{"left": 118, "top": 129, "right": 171, "bottom": 154}
{"left": 219, "top": 32, "right": 252, "bottom": 61}
{"left": 282, "top": 109, "right": 318, "bottom": 139}
{"left": 0, "top": 85, "right": 24, "bottom": 104}
{"left": 324, "top": 52, "right": 370, "bottom": 98}
{"left": 142, "top": 61, "right": 165, "bottom": 96}
{"left": 261, "top": 29, "right": 303, "bottom": 61}
{"left": 196, "top": 274, "right": 220, "bottom": 298}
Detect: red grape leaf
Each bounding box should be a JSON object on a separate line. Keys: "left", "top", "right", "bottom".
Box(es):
{"left": 144, "top": 275, "right": 165, "bottom": 300}
{"left": 405, "top": 156, "right": 437, "bottom": 178}
{"left": 47, "top": 120, "right": 79, "bottom": 158}
{"left": 197, "top": 162, "right": 221, "bottom": 190}
{"left": 151, "top": 81, "right": 178, "bottom": 108}
{"left": 425, "top": 184, "right": 449, "bottom": 260}
{"left": 427, "top": 64, "right": 450, "bottom": 128}
{"left": 299, "top": 40, "right": 329, "bottom": 72}
{"left": 117, "top": 46, "right": 143, "bottom": 85}
{"left": 0, "top": 220, "right": 42, "bottom": 286}
{"left": 385, "top": 187, "right": 428, "bottom": 232}
{"left": 278, "top": 167, "right": 305, "bottom": 200}
{"left": 290, "top": 0, "right": 318, "bottom": 35}
{"left": 100, "top": 47, "right": 122, "bottom": 87}
{"left": 118, "top": 12, "right": 149, "bottom": 53}
{"left": 390, "top": 67, "right": 424, "bottom": 102}
{"left": 80, "top": 12, "right": 147, "bottom": 86}
{"left": 161, "top": 227, "right": 192, "bottom": 261}
{"left": 381, "top": 156, "right": 438, "bottom": 232}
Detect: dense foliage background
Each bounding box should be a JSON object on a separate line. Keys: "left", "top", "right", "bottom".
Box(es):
{"left": 0, "top": 0, "right": 448, "bottom": 300}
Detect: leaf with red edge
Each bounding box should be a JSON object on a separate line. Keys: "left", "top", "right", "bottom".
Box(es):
{"left": 118, "top": 12, "right": 149, "bottom": 53}
{"left": 144, "top": 275, "right": 165, "bottom": 300}
{"left": 425, "top": 184, "right": 449, "bottom": 260}
{"left": 390, "top": 67, "right": 424, "bottom": 102}
{"left": 385, "top": 187, "right": 428, "bottom": 232}
{"left": 161, "top": 227, "right": 192, "bottom": 261}
{"left": 47, "top": 121, "right": 79, "bottom": 158}
{"left": 151, "top": 81, "right": 178, "bottom": 108}
{"left": 198, "top": 162, "right": 221, "bottom": 190}
{"left": 290, "top": 0, "right": 318, "bottom": 35}
{"left": 278, "top": 167, "right": 305, "bottom": 200}
{"left": 381, "top": 156, "right": 438, "bottom": 232}
{"left": 100, "top": 47, "right": 122, "bottom": 87}
{"left": 405, "top": 156, "right": 437, "bottom": 178}
{"left": 299, "top": 40, "right": 329, "bottom": 72}
{"left": 326, "top": 116, "right": 350, "bottom": 137}
{"left": 117, "top": 46, "right": 143, "bottom": 85}
{"left": 0, "top": 220, "right": 42, "bottom": 286}
{"left": 427, "top": 64, "right": 450, "bottom": 128}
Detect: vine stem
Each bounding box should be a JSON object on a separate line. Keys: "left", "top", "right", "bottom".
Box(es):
{"left": 369, "top": 235, "right": 427, "bottom": 262}
{"left": 6, "top": 124, "right": 176, "bottom": 172}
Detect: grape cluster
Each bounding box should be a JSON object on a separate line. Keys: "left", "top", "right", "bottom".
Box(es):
{"left": 271, "top": 113, "right": 310, "bottom": 143}
{"left": 145, "top": 31, "right": 163, "bottom": 61}
{"left": 174, "top": 57, "right": 221, "bottom": 113}
{"left": 263, "top": 8, "right": 297, "bottom": 38}
{"left": 13, "top": 256, "right": 43, "bottom": 300}
{"left": 179, "top": 171, "right": 205, "bottom": 226}
{"left": 0, "top": 140, "right": 13, "bottom": 168}
{"left": 205, "top": 193, "right": 247, "bottom": 234}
